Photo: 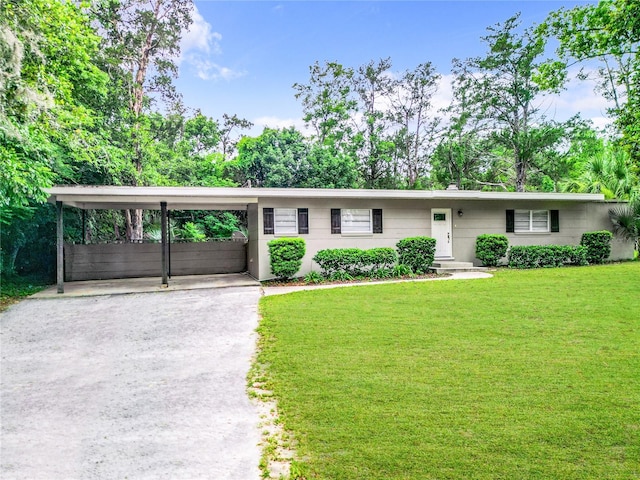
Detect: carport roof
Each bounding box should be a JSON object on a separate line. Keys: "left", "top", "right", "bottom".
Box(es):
{"left": 46, "top": 185, "right": 606, "bottom": 210}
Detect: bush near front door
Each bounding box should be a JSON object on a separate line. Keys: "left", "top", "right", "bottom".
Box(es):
{"left": 396, "top": 237, "right": 436, "bottom": 274}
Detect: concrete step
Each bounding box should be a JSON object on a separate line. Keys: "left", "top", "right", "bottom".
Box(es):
{"left": 430, "top": 260, "right": 488, "bottom": 275}
{"left": 431, "top": 261, "right": 474, "bottom": 269}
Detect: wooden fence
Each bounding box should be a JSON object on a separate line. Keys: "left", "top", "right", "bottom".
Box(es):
{"left": 64, "top": 241, "right": 246, "bottom": 281}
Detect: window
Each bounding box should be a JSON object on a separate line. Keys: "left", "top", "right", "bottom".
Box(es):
{"left": 331, "top": 208, "right": 383, "bottom": 234}
{"left": 263, "top": 208, "right": 309, "bottom": 235}
{"left": 506, "top": 209, "right": 559, "bottom": 233}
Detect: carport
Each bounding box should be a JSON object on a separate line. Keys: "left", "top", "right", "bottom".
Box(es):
{"left": 47, "top": 186, "right": 259, "bottom": 294}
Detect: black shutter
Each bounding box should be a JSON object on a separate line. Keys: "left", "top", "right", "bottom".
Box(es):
{"left": 550, "top": 210, "right": 560, "bottom": 232}
{"left": 263, "top": 208, "right": 274, "bottom": 235}
{"left": 298, "top": 208, "right": 309, "bottom": 234}
{"left": 331, "top": 209, "right": 341, "bottom": 234}
{"left": 372, "top": 209, "right": 383, "bottom": 234}
{"left": 506, "top": 210, "right": 515, "bottom": 233}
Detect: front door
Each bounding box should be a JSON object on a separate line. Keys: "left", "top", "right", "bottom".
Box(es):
{"left": 431, "top": 208, "right": 452, "bottom": 258}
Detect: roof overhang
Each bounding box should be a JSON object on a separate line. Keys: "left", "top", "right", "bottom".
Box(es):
{"left": 46, "top": 185, "right": 606, "bottom": 210}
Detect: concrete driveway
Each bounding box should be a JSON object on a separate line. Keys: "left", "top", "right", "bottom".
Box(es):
{"left": 1, "top": 287, "right": 262, "bottom": 479}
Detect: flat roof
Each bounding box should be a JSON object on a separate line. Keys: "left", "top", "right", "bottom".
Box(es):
{"left": 47, "top": 185, "right": 606, "bottom": 210}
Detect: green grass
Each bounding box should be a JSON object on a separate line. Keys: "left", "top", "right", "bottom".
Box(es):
{"left": 257, "top": 263, "right": 640, "bottom": 479}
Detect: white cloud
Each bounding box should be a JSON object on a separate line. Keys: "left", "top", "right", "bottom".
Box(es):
{"left": 180, "top": 5, "right": 244, "bottom": 82}
{"left": 252, "top": 116, "right": 314, "bottom": 135}
{"left": 179, "top": 7, "right": 221, "bottom": 62}
{"left": 188, "top": 57, "right": 245, "bottom": 81}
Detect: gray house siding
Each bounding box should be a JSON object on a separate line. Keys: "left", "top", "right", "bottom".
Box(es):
{"left": 254, "top": 198, "right": 634, "bottom": 280}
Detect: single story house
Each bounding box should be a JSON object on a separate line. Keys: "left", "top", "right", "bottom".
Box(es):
{"left": 47, "top": 185, "right": 633, "bottom": 291}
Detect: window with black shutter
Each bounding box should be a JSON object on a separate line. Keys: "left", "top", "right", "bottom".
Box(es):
{"left": 506, "top": 210, "right": 515, "bottom": 233}
{"left": 550, "top": 210, "right": 560, "bottom": 232}
{"left": 263, "top": 208, "right": 274, "bottom": 235}
{"left": 297, "top": 208, "right": 309, "bottom": 234}
{"left": 331, "top": 209, "right": 341, "bottom": 234}
{"left": 372, "top": 209, "right": 383, "bottom": 234}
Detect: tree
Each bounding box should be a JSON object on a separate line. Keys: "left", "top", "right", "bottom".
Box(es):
{"left": 231, "top": 127, "right": 310, "bottom": 188}
{"left": 353, "top": 58, "right": 396, "bottom": 188}
{"left": 293, "top": 61, "right": 357, "bottom": 151}
{"left": 563, "top": 142, "right": 638, "bottom": 199}
{"left": 93, "top": 0, "right": 193, "bottom": 240}
{"left": 539, "top": 0, "right": 640, "bottom": 167}
{"left": 388, "top": 63, "right": 441, "bottom": 188}
{"left": 229, "top": 127, "right": 359, "bottom": 189}
{"left": 219, "top": 113, "right": 253, "bottom": 159}
{"left": 1, "top": 0, "right": 109, "bottom": 212}
{"left": 453, "top": 14, "right": 567, "bottom": 191}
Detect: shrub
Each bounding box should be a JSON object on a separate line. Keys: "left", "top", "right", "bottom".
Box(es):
{"left": 176, "top": 222, "right": 206, "bottom": 242}
{"left": 507, "top": 245, "right": 588, "bottom": 269}
{"left": 392, "top": 264, "right": 413, "bottom": 278}
{"left": 363, "top": 248, "right": 398, "bottom": 271}
{"left": 313, "top": 247, "right": 398, "bottom": 277}
{"left": 396, "top": 237, "right": 436, "bottom": 274}
{"left": 580, "top": 231, "right": 613, "bottom": 264}
{"left": 475, "top": 234, "right": 509, "bottom": 267}
{"left": 267, "top": 238, "right": 306, "bottom": 280}
{"left": 304, "top": 270, "right": 324, "bottom": 284}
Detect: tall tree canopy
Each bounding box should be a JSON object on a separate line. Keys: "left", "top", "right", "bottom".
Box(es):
{"left": 452, "top": 14, "right": 570, "bottom": 192}
{"left": 540, "top": 0, "right": 640, "bottom": 168}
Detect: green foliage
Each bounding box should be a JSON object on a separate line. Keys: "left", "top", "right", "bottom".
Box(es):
{"left": 609, "top": 199, "right": 640, "bottom": 246}
{"left": 202, "top": 212, "right": 241, "bottom": 238}
{"left": 392, "top": 264, "right": 414, "bottom": 277}
{"left": 175, "top": 222, "right": 206, "bottom": 242}
{"left": 580, "top": 231, "right": 614, "bottom": 264}
{"left": 303, "top": 270, "right": 324, "bottom": 284}
{"left": 452, "top": 14, "right": 571, "bottom": 192}
{"left": 312, "top": 247, "right": 397, "bottom": 277}
{"left": 396, "top": 236, "right": 436, "bottom": 274}
{"left": 562, "top": 144, "right": 637, "bottom": 200}
{"left": 507, "top": 245, "right": 588, "bottom": 268}
{"left": 329, "top": 271, "right": 354, "bottom": 282}
{"left": 541, "top": 0, "right": 640, "bottom": 164}
{"left": 229, "top": 127, "right": 358, "bottom": 189}
{"left": 268, "top": 238, "right": 306, "bottom": 280}
{"left": 475, "top": 234, "right": 509, "bottom": 266}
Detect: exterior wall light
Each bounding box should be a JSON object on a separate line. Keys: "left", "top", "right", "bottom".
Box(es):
{"left": 458, "top": 209, "right": 464, "bottom": 217}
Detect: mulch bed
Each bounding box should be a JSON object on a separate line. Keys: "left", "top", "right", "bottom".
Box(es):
{"left": 261, "top": 272, "right": 442, "bottom": 287}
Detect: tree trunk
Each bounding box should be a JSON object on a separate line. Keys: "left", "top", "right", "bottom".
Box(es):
{"left": 515, "top": 161, "right": 527, "bottom": 192}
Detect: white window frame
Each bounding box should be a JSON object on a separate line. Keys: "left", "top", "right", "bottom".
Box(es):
{"left": 515, "top": 209, "right": 550, "bottom": 233}
{"left": 341, "top": 208, "right": 372, "bottom": 234}
{"left": 274, "top": 208, "right": 298, "bottom": 235}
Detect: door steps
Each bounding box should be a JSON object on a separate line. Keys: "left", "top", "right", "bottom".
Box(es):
{"left": 430, "top": 260, "right": 488, "bottom": 274}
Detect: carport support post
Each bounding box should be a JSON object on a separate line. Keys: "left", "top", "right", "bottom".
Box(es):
{"left": 56, "top": 201, "right": 64, "bottom": 293}
{"left": 161, "top": 201, "right": 168, "bottom": 287}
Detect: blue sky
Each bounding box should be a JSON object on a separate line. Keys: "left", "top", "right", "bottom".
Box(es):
{"left": 176, "top": 1, "right": 606, "bottom": 136}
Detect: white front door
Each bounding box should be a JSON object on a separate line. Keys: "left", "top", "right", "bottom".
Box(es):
{"left": 431, "top": 208, "right": 452, "bottom": 258}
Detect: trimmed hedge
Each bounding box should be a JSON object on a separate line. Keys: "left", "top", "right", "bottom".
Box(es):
{"left": 312, "top": 247, "right": 397, "bottom": 277}
{"left": 507, "top": 245, "right": 588, "bottom": 269}
{"left": 396, "top": 237, "right": 436, "bottom": 274}
{"left": 267, "top": 237, "right": 306, "bottom": 280}
{"left": 580, "top": 231, "right": 613, "bottom": 264}
{"left": 475, "top": 234, "right": 509, "bottom": 267}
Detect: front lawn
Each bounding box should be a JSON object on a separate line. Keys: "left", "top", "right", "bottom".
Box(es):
{"left": 257, "top": 263, "right": 640, "bottom": 479}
